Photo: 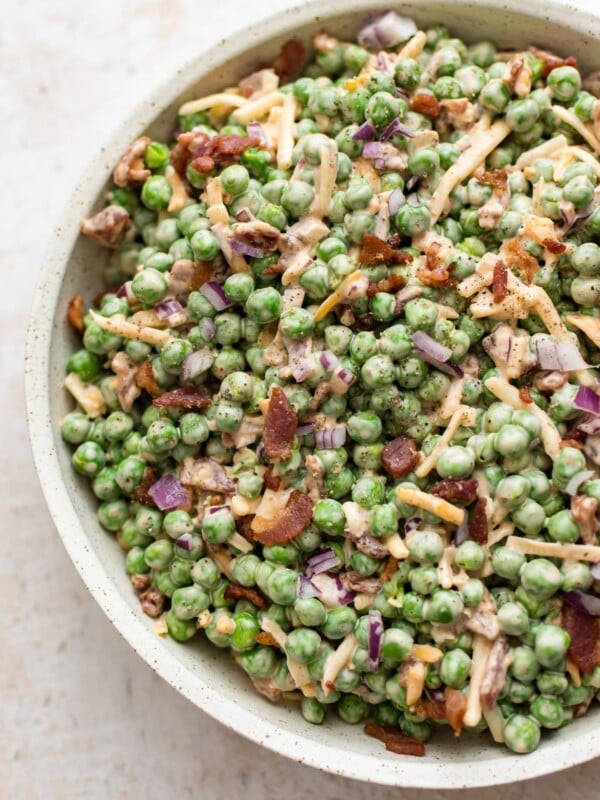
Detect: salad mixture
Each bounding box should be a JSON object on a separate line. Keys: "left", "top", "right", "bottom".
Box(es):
{"left": 62, "top": 12, "right": 600, "bottom": 756}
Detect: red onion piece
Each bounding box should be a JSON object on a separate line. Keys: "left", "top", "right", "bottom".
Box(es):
{"left": 411, "top": 330, "right": 452, "bottom": 363}
{"left": 198, "top": 317, "right": 217, "bottom": 341}
{"left": 357, "top": 11, "right": 417, "bottom": 52}
{"left": 231, "top": 238, "right": 264, "bottom": 259}
{"left": 574, "top": 385, "right": 600, "bottom": 416}
{"left": 330, "top": 366, "right": 356, "bottom": 394}
{"left": 297, "top": 575, "right": 320, "bottom": 598}
{"left": 181, "top": 348, "right": 213, "bottom": 383}
{"left": 394, "top": 284, "right": 423, "bottom": 312}
{"left": 175, "top": 533, "right": 194, "bottom": 551}
{"left": 309, "top": 572, "right": 355, "bottom": 607}
{"left": 590, "top": 562, "right": 600, "bottom": 580}
{"left": 206, "top": 503, "right": 231, "bottom": 515}
{"left": 155, "top": 297, "right": 184, "bottom": 320}
{"left": 577, "top": 415, "right": 600, "bottom": 435}
{"left": 148, "top": 474, "right": 190, "bottom": 511}
{"left": 380, "top": 118, "right": 415, "bottom": 141}
{"left": 404, "top": 516, "right": 423, "bottom": 534}
{"left": 199, "top": 281, "right": 232, "bottom": 311}
{"left": 319, "top": 350, "right": 340, "bottom": 371}
{"left": 235, "top": 207, "right": 255, "bottom": 222}
{"left": 286, "top": 337, "right": 314, "bottom": 382}
{"left": 367, "top": 609, "right": 384, "bottom": 672}
{"left": 246, "top": 121, "right": 268, "bottom": 146}
{"left": 536, "top": 338, "right": 588, "bottom": 371}
{"left": 413, "top": 347, "right": 464, "bottom": 379}
{"left": 565, "top": 469, "right": 596, "bottom": 496}
{"left": 306, "top": 548, "right": 341, "bottom": 576}
{"left": 388, "top": 188, "right": 406, "bottom": 217}
{"left": 564, "top": 589, "right": 600, "bottom": 616}
{"left": 352, "top": 120, "right": 376, "bottom": 141}
{"left": 363, "top": 141, "right": 385, "bottom": 159}
{"left": 297, "top": 422, "right": 315, "bottom": 437}
{"left": 315, "top": 426, "right": 347, "bottom": 450}
{"left": 116, "top": 283, "right": 128, "bottom": 298}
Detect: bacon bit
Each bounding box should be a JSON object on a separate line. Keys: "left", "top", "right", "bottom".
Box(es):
{"left": 81, "top": 204, "right": 132, "bottom": 248}
{"left": 380, "top": 556, "right": 399, "bottom": 583}
{"left": 518, "top": 386, "right": 533, "bottom": 404}
{"left": 367, "top": 273, "right": 406, "bottom": 298}
{"left": 113, "top": 135, "right": 151, "bottom": 187}
{"left": 431, "top": 479, "right": 479, "bottom": 505}
{"left": 224, "top": 583, "right": 269, "bottom": 611}
{"left": 153, "top": 385, "right": 211, "bottom": 410}
{"left": 480, "top": 169, "right": 508, "bottom": 193}
{"left": 250, "top": 490, "right": 313, "bottom": 545}
{"left": 190, "top": 261, "right": 214, "bottom": 290}
{"left": 468, "top": 498, "right": 489, "bottom": 544}
{"left": 562, "top": 601, "right": 600, "bottom": 673}
{"left": 502, "top": 238, "right": 539, "bottom": 284}
{"left": 364, "top": 721, "right": 425, "bottom": 757}
{"left": 263, "top": 470, "right": 282, "bottom": 491}
{"left": 542, "top": 237, "right": 567, "bottom": 254}
{"left": 67, "top": 294, "right": 85, "bottom": 335}
{"left": 236, "top": 514, "right": 256, "bottom": 541}
{"left": 256, "top": 630, "right": 280, "bottom": 647}
{"left": 417, "top": 242, "right": 456, "bottom": 288}
{"left": 560, "top": 439, "right": 585, "bottom": 451}
{"left": 170, "top": 130, "right": 262, "bottom": 177}
{"left": 135, "top": 361, "right": 162, "bottom": 398}
{"left": 263, "top": 386, "right": 298, "bottom": 461}
{"left": 133, "top": 467, "right": 158, "bottom": 507}
{"left": 530, "top": 46, "right": 578, "bottom": 77}
{"left": 358, "top": 233, "right": 413, "bottom": 266}
{"left": 445, "top": 687, "right": 468, "bottom": 736}
{"left": 565, "top": 427, "right": 587, "bottom": 443}
{"left": 270, "top": 39, "right": 306, "bottom": 82}
{"left": 492, "top": 260, "right": 508, "bottom": 304}
{"left": 131, "top": 573, "right": 151, "bottom": 592}
{"left": 233, "top": 221, "right": 280, "bottom": 252}
{"left": 410, "top": 93, "right": 440, "bottom": 118}
{"left": 139, "top": 586, "right": 165, "bottom": 618}
{"left": 381, "top": 436, "right": 420, "bottom": 479}
{"left": 415, "top": 695, "right": 446, "bottom": 721}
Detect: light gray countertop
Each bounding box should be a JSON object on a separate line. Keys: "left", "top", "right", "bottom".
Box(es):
{"left": 2, "top": 1, "right": 600, "bottom": 797}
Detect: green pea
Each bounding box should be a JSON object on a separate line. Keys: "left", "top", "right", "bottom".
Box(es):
{"left": 497, "top": 602, "right": 529, "bottom": 636}
{"left": 141, "top": 175, "right": 173, "bottom": 210}
{"left": 495, "top": 475, "right": 529, "bottom": 509}
{"left": 547, "top": 509, "right": 580, "bottom": 543}
{"left": 511, "top": 499, "right": 546, "bottom": 537}
{"left": 440, "top": 649, "right": 471, "bottom": 689}
{"left": 321, "top": 606, "right": 357, "bottom": 639}
{"left": 395, "top": 203, "right": 431, "bottom": 237}
{"left": 460, "top": 578, "right": 484, "bottom": 608}
{"left": 548, "top": 65, "right": 582, "bottom": 102}
{"left": 245, "top": 287, "right": 282, "bottom": 324}
{"left": 454, "top": 541, "right": 485, "bottom": 572}
{"left": 521, "top": 558, "right": 562, "bottom": 600}
{"left": 511, "top": 645, "right": 540, "bottom": 683}
{"left": 436, "top": 446, "right": 475, "bottom": 479}
{"left": 426, "top": 589, "right": 464, "bottom": 625}
{"left": 72, "top": 440, "right": 106, "bottom": 477}
{"left": 534, "top": 623, "right": 571, "bottom": 668}
{"left": 202, "top": 508, "right": 235, "bottom": 544}
{"left": 61, "top": 412, "right": 92, "bottom": 445}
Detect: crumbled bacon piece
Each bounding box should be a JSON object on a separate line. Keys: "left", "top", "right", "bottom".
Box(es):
{"left": 410, "top": 93, "right": 440, "bottom": 117}
{"left": 135, "top": 361, "right": 162, "bottom": 398}
{"left": 563, "top": 601, "right": 600, "bottom": 673}
{"left": 364, "top": 721, "right": 425, "bottom": 757}
{"left": 480, "top": 635, "right": 511, "bottom": 710}
{"left": 131, "top": 573, "right": 151, "bottom": 592}
{"left": 170, "top": 131, "right": 261, "bottom": 177}
{"left": 153, "top": 385, "right": 211, "bottom": 409}
{"left": 431, "top": 479, "right": 478, "bottom": 505}
{"left": 263, "top": 469, "right": 282, "bottom": 491}
{"left": 380, "top": 556, "right": 399, "bottom": 583}
{"left": 518, "top": 386, "right": 533, "bottom": 404}
{"left": 530, "top": 46, "right": 578, "bottom": 77}
{"left": 113, "top": 135, "right": 151, "bottom": 188}
{"left": 270, "top": 39, "right": 306, "bottom": 82}
{"left": 444, "top": 687, "right": 468, "bottom": 736}
{"left": 358, "top": 233, "right": 413, "bottom": 266}
{"left": 480, "top": 169, "right": 508, "bottom": 193}
{"left": 492, "top": 260, "right": 508, "bottom": 304}
{"left": 367, "top": 273, "right": 406, "bottom": 298}
{"left": 133, "top": 467, "right": 158, "bottom": 507}
{"left": 67, "top": 294, "right": 85, "bottom": 335}
{"left": 256, "top": 631, "right": 280, "bottom": 647}
{"left": 502, "top": 238, "right": 539, "bottom": 284}
{"left": 236, "top": 515, "right": 255, "bottom": 541}
{"left": 415, "top": 694, "right": 446, "bottom": 721}
{"left": 468, "top": 498, "right": 489, "bottom": 544}
{"left": 542, "top": 237, "right": 566, "bottom": 254}
{"left": 233, "top": 221, "right": 280, "bottom": 252}
{"left": 263, "top": 386, "right": 298, "bottom": 461}
{"left": 250, "top": 490, "right": 313, "bottom": 545}
{"left": 417, "top": 242, "right": 456, "bottom": 288}
{"left": 224, "top": 583, "right": 269, "bottom": 610}
{"left": 560, "top": 439, "right": 584, "bottom": 451}
{"left": 81, "top": 204, "right": 132, "bottom": 248}
{"left": 381, "top": 436, "right": 419, "bottom": 479}
{"left": 139, "top": 586, "right": 165, "bottom": 618}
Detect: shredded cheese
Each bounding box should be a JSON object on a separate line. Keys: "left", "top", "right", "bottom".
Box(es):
{"left": 209, "top": 546, "right": 235, "bottom": 580}
{"left": 231, "top": 91, "right": 285, "bottom": 124}
{"left": 155, "top": 613, "right": 168, "bottom": 636}
{"left": 178, "top": 92, "right": 247, "bottom": 116}
{"left": 321, "top": 632, "right": 358, "bottom": 693}
{"left": 260, "top": 616, "right": 316, "bottom": 697}
{"left": 566, "top": 314, "right": 600, "bottom": 349}
{"left": 313, "top": 269, "right": 366, "bottom": 321}
{"left": 552, "top": 105, "right": 600, "bottom": 155}
{"left": 506, "top": 536, "right": 600, "bottom": 563}
{"left": 311, "top": 139, "right": 339, "bottom": 219}
{"left": 89, "top": 309, "right": 172, "bottom": 346}
{"left": 205, "top": 177, "right": 229, "bottom": 226}
{"left": 406, "top": 660, "right": 427, "bottom": 706}
{"left": 276, "top": 92, "right": 296, "bottom": 170}
{"left": 566, "top": 658, "right": 582, "bottom": 688}
{"left": 64, "top": 373, "right": 107, "bottom": 418}
{"left": 428, "top": 119, "right": 511, "bottom": 223}
{"left": 482, "top": 706, "right": 505, "bottom": 743}
{"left": 411, "top": 644, "right": 443, "bottom": 663}
{"left": 395, "top": 486, "right": 465, "bottom": 526}
{"left": 488, "top": 521, "right": 516, "bottom": 547}
{"left": 227, "top": 531, "right": 253, "bottom": 554}
{"left": 385, "top": 533, "right": 410, "bottom": 559}
{"left": 515, "top": 134, "right": 568, "bottom": 168}
{"left": 436, "top": 378, "right": 464, "bottom": 422}
{"left": 416, "top": 406, "right": 475, "bottom": 478}
{"left": 165, "top": 165, "right": 188, "bottom": 212}
{"left": 463, "top": 634, "right": 492, "bottom": 728}
{"left": 397, "top": 30, "right": 427, "bottom": 60}
{"left": 437, "top": 545, "right": 456, "bottom": 589}
{"left": 433, "top": 303, "right": 459, "bottom": 320}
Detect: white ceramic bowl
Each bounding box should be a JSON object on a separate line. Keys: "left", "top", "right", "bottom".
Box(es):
{"left": 26, "top": 0, "right": 600, "bottom": 787}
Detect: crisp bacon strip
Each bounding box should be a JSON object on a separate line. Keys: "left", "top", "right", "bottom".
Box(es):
{"left": 170, "top": 131, "right": 262, "bottom": 177}
{"left": 431, "top": 479, "right": 478, "bottom": 505}
{"left": 153, "top": 385, "right": 211, "bottom": 409}
{"left": 492, "top": 260, "right": 508, "bottom": 304}
{"left": 415, "top": 695, "right": 446, "bottom": 721}
{"left": 263, "top": 469, "right": 282, "bottom": 490}
{"left": 444, "top": 687, "right": 467, "bottom": 736}
{"left": 542, "top": 238, "right": 566, "bottom": 255}
{"left": 256, "top": 631, "right": 280, "bottom": 647}
{"left": 367, "top": 273, "right": 406, "bottom": 298}
{"left": 67, "top": 294, "right": 85, "bottom": 335}
{"left": 562, "top": 601, "right": 599, "bottom": 674}
{"left": 364, "top": 722, "right": 425, "bottom": 757}
{"left": 224, "top": 583, "right": 269, "bottom": 611}
{"left": 468, "top": 498, "right": 489, "bottom": 544}
{"left": 250, "top": 490, "right": 313, "bottom": 545}
{"left": 358, "top": 234, "right": 413, "bottom": 266}
{"left": 133, "top": 467, "right": 158, "bottom": 507}
{"left": 236, "top": 515, "right": 256, "bottom": 541}
{"left": 263, "top": 386, "right": 298, "bottom": 461}
{"left": 190, "top": 261, "right": 214, "bottom": 290}
{"left": 410, "top": 93, "right": 440, "bottom": 117}
{"left": 518, "top": 386, "right": 533, "bottom": 403}
{"left": 381, "top": 436, "right": 419, "bottom": 479}
{"left": 503, "top": 238, "right": 539, "bottom": 284}
{"left": 480, "top": 169, "right": 508, "bottom": 193}
{"left": 271, "top": 39, "right": 306, "bottom": 81}
{"left": 530, "top": 46, "right": 577, "bottom": 77}
{"left": 380, "top": 556, "right": 399, "bottom": 583}
{"left": 135, "top": 361, "right": 162, "bottom": 398}
{"left": 418, "top": 242, "right": 456, "bottom": 288}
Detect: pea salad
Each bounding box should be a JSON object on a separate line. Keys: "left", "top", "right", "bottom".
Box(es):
{"left": 62, "top": 11, "right": 600, "bottom": 756}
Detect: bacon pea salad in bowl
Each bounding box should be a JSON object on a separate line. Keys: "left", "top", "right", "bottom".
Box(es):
{"left": 57, "top": 8, "right": 600, "bottom": 762}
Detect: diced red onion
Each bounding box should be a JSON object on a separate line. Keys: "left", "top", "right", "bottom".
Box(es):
{"left": 319, "top": 350, "right": 340, "bottom": 371}
{"left": 155, "top": 297, "right": 184, "bottom": 320}
{"left": 565, "top": 469, "right": 596, "bottom": 496}
{"left": 309, "top": 572, "right": 355, "bottom": 607}
{"left": 380, "top": 118, "right": 415, "bottom": 141}
{"left": 231, "top": 238, "right": 264, "bottom": 259}
{"left": 116, "top": 283, "right": 128, "bottom": 298}
{"left": 298, "top": 575, "right": 320, "bottom": 598}
{"left": 297, "top": 422, "right": 315, "bottom": 437}
{"left": 330, "top": 366, "right": 357, "bottom": 395}
{"left": 363, "top": 141, "right": 385, "bottom": 159}
{"left": 199, "top": 281, "right": 232, "bottom": 311}
{"left": 454, "top": 515, "right": 469, "bottom": 545}
{"left": 590, "top": 562, "right": 600, "bottom": 580}
{"left": 412, "top": 331, "right": 452, "bottom": 363}
{"left": 357, "top": 11, "right": 417, "bottom": 52}
{"left": 395, "top": 87, "right": 409, "bottom": 101}
{"left": 577, "top": 415, "right": 600, "bottom": 435}
{"left": 367, "top": 609, "right": 384, "bottom": 672}
{"left": 388, "top": 188, "right": 406, "bottom": 217}
{"left": 394, "top": 284, "right": 423, "bottom": 312}
{"left": 181, "top": 348, "right": 213, "bottom": 383}
{"left": 564, "top": 589, "right": 600, "bottom": 616}
{"left": 306, "top": 548, "right": 341, "bottom": 576}
{"left": 315, "top": 426, "right": 347, "bottom": 449}
{"left": 352, "top": 120, "right": 376, "bottom": 141}
{"left": 199, "top": 317, "right": 217, "bottom": 341}
{"left": 413, "top": 347, "right": 464, "bottom": 379}
{"left": 407, "top": 193, "right": 421, "bottom": 206}
{"left": 536, "top": 338, "right": 588, "bottom": 371}
{"left": 376, "top": 51, "right": 391, "bottom": 73}
{"left": 247, "top": 121, "right": 268, "bottom": 146}
{"left": 148, "top": 474, "right": 190, "bottom": 511}
{"left": 286, "top": 338, "right": 314, "bottom": 382}
{"left": 256, "top": 444, "right": 266, "bottom": 463}
{"left": 404, "top": 516, "right": 423, "bottom": 534}
{"left": 235, "top": 207, "right": 255, "bottom": 222}
{"left": 574, "top": 385, "right": 600, "bottom": 416}
{"left": 562, "top": 205, "right": 594, "bottom": 234}
{"left": 206, "top": 503, "right": 231, "bottom": 515}
{"left": 175, "top": 533, "right": 194, "bottom": 551}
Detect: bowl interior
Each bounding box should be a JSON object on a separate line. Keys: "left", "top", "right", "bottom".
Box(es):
{"left": 27, "top": 0, "right": 600, "bottom": 788}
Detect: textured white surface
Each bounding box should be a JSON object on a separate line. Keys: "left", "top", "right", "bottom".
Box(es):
{"left": 3, "top": 0, "right": 600, "bottom": 797}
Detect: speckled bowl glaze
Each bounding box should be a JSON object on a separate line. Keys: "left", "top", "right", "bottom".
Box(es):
{"left": 26, "top": 0, "right": 600, "bottom": 787}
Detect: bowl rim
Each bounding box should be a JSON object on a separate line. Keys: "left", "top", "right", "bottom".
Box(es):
{"left": 25, "top": 0, "right": 600, "bottom": 787}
